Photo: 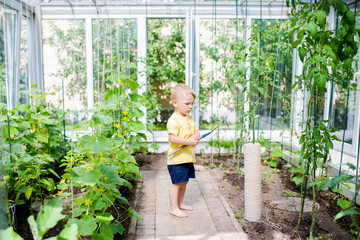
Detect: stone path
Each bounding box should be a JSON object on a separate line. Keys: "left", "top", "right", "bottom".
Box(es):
{"left": 129, "top": 166, "right": 247, "bottom": 240}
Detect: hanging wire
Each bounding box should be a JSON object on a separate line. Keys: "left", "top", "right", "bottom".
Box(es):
{"left": 68, "top": 0, "right": 82, "bottom": 221}
{"left": 269, "top": 0, "right": 285, "bottom": 143}
{"left": 210, "top": 0, "right": 215, "bottom": 161}
{"left": 96, "top": 9, "right": 100, "bottom": 107}
{"left": 9, "top": 0, "right": 16, "bottom": 231}
{"left": 214, "top": 0, "right": 221, "bottom": 159}
{"left": 238, "top": 0, "right": 248, "bottom": 165}
{"left": 234, "top": 0, "right": 239, "bottom": 164}
{"left": 115, "top": 0, "right": 121, "bottom": 135}
{"left": 283, "top": 16, "right": 291, "bottom": 157}
{"left": 255, "top": 0, "right": 263, "bottom": 143}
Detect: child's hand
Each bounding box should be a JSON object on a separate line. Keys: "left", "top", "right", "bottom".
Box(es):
{"left": 193, "top": 130, "right": 200, "bottom": 139}
{"left": 187, "top": 137, "right": 199, "bottom": 147}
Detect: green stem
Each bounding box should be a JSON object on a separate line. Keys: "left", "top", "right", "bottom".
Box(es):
{"left": 310, "top": 176, "right": 316, "bottom": 239}
{"left": 297, "top": 157, "right": 310, "bottom": 230}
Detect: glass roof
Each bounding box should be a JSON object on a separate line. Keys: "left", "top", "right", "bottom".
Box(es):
{"left": 35, "top": 0, "right": 292, "bottom": 7}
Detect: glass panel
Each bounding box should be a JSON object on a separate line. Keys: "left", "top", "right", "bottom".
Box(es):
{"left": 92, "top": 18, "right": 137, "bottom": 105}
{"left": 42, "top": 19, "right": 86, "bottom": 125}
{"left": 199, "top": 18, "right": 245, "bottom": 130}
{"left": 0, "top": 10, "right": 5, "bottom": 105}
{"left": 331, "top": 87, "right": 356, "bottom": 144}
{"left": 330, "top": 4, "right": 360, "bottom": 145}
{"left": 2, "top": 10, "right": 16, "bottom": 109}
{"left": 19, "top": 16, "right": 29, "bottom": 104}
{"left": 250, "top": 19, "right": 293, "bottom": 130}
{"left": 147, "top": 18, "right": 186, "bottom": 130}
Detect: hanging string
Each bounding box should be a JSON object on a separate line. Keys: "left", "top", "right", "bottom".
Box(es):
{"left": 239, "top": 0, "right": 248, "bottom": 163}
{"left": 96, "top": 10, "right": 100, "bottom": 107}
{"left": 210, "top": 0, "right": 215, "bottom": 160}
{"left": 115, "top": 1, "right": 121, "bottom": 135}
{"left": 101, "top": 17, "right": 108, "bottom": 104}
{"left": 192, "top": 0, "right": 196, "bottom": 93}
{"left": 9, "top": 0, "right": 17, "bottom": 231}
{"left": 269, "top": 0, "right": 285, "bottom": 142}
{"left": 234, "top": 0, "right": 239, "bottom": 163}
{"left": 283, "top": 17, "right": 291, "bottom": 157}
{"left": 214, "top": 0, "right": 221, "bottom": 159}
{"left": 68, "top": 0, "right": 80, "bottom": 221}
{"left": 253, "top": 0, "right": 263, "bottom": 144}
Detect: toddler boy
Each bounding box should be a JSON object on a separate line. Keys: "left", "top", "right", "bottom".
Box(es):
{"left": 167, "top": 83, "right": 200, "bottom": 218}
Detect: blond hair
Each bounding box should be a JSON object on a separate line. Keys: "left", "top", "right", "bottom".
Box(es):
{"left": 171, "top": 84, "right": 196, "bottom": 101}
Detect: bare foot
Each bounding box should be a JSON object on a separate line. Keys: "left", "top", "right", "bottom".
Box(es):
{"left": 169, "top": 209, "right": 188, "bottom": 218}
{"left": 179, "top": 204, "right": 193, "bottom": 211}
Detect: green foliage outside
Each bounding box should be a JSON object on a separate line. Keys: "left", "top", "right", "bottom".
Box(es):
{"left": 92, "top": 19, "right": 137, "bottom": 105}
{"left": 45, "top": 20, "right": 87, "bottom": 109}
{"left": 146, "top": 18, "right": 186, "bottom": 130}
{"left": 202, "top": 18, "right": 292, "bottom": 163}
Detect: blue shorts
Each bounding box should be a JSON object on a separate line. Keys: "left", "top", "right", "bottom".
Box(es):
{"left": 167, "top": 163, "right": 195, "bottom": 184}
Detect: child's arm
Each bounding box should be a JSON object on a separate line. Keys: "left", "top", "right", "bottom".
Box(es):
{"left": 169, "top": 131, "right": 200, "bottom": 147}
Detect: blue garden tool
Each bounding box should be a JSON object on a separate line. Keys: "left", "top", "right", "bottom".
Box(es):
{"left": 168, "top": 120, "right": 229, "bottom": 156}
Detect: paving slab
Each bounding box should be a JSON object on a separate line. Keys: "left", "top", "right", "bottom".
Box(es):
{"left": 133, "top": 166, "right": 248, "bottom": 240}
{"left": 270, "top": 197, "right": 319, "bottom": 212}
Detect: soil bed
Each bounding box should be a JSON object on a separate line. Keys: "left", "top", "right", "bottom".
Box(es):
{"left": 136, "top": 152, "right": 358, "bottom": 240}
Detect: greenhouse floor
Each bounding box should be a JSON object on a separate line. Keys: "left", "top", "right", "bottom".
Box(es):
{"left": 129, "top": 165, "right": 248, "bottom": 240}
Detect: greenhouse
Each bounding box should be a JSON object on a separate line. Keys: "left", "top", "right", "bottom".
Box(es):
{"left": 0, "top": 0, "right": 360, "bottom": 239}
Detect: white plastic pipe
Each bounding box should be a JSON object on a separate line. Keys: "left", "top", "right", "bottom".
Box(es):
{"left": 244, "top": 142, "right": 262, "bottom": 221}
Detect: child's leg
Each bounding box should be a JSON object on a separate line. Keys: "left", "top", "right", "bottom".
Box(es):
{"left": 178, "top": 181, "right": 193, "bottom": 211}
{"left": 169, "top": 183, "right": 188, "bottom": 218}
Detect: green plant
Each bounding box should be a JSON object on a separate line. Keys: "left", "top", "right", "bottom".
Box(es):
{"left": 233, "top": 209, "right": 243, "bottom": 220}
{"left": 283, "top": 190, "right": 297, "bottom": 197}
{"left": 0, "top": 197, "right": 78, "bottom": 240}
{"left": 209, "top": 163, "right": 217, "bottom": 169}
{"left": 262, "top": 170, "right": 275, "bottom": 183}
{"left": 55, "top": 74, "right": 148, "bottom": 238}
{"left": 289, "top": 0, "right": 359, "bottom": 237}
{"left": 0, "top": 87, "right": 69, "bottom": 227}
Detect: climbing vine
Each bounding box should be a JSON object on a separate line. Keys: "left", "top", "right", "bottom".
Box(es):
{"left": 289, "top": 0, "right": 359, "bottom": 238}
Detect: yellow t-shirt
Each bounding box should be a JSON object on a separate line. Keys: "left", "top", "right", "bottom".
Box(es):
{"left": 167, "top": 113, "right": 196, "bottom": 165}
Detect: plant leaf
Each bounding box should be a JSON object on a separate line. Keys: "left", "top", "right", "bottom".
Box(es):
{"left": 28, "top": 215, "right": 40, "bottom": 240}
{"left": 129, "top": 208, "right": 143, "bottom": 221}
{"left": 70, "top": 167, "right": 100, "bottom": 186}
{"left": 271, "top": 149, "right": 284, "bottom": 158}
{"left": 36, "top": 131, "right": 48, "bottom": 143}
{"left": 334, "top": 209, "right": 358, "bottom": 221}
{"left": 92, "top": 113, "right": 113, "bottom": 125}
{"left": 25, "top": 187, "right": 33, "bottom": 200}
{"left": 57, "top": 223, "right": 78, "bottom": 240}
{"left": 37, "top": 197, "right": 66, "bottom": 237}
{"left": 80, "top": 135, "right": 113, "bottom": 154}
{"left": 0, "top": 227, "right": 24, "bottom": 240}
{"left": 298, "top": 47, "right": 307, "bottom": 62}
{"left": 106, "top": 221, "right": 124, "bottom": 235}
{"left": 95, "top": 212, "right": 114, "bottom": 225}
{"left": 74, "top": 215, "right": 98, "bottom": 236}
{"left": 93, "top": 226, "right": 113, "bottom": 240}
{"left": 292, "top": 176, "right": 304, "bottom": 186}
